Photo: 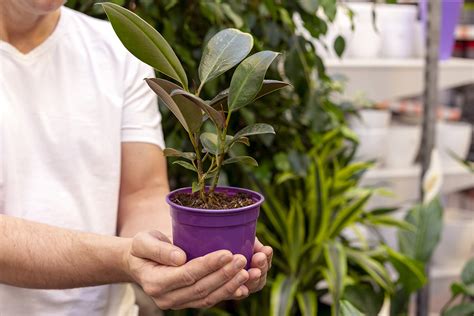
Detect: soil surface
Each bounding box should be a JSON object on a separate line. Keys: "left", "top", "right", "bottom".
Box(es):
{"left": 171, "top": 191, "right": 254, "bottom": 210}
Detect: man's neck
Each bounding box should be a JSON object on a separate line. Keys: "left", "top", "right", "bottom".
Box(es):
{"left": 0, "top": 3, "right": 61, "bottom": 54}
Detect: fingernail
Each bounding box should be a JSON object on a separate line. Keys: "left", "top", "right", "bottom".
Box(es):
{"left": 255, "top": 269, "right": 262, "bottom": 278}
{"left": 259, "top": 260, "right": 266, "bottom": 268}
{"left": 171, "top": 251, "right": 183, "bottom": 265}
{"left": 219, "top": 253, "right": 232, "bottom": 265}
{"left": 235, "top": 288, "right": 242, "bottom": 297}
{"left": 234, "top": 257, "right": 246, "bottom": 269}
{"left": 237, "top": 271, "right": 247, "bottom": 283}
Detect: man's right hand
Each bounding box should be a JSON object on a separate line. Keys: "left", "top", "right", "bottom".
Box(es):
{"left": 123, "top": 230, "right": 250, "bottom": 310}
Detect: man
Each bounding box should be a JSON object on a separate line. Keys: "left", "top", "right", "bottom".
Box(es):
{"left": 0, "top": 0, "right": 272, "bottom": 315}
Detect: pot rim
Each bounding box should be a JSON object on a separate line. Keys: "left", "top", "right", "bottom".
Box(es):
{"left": 166, "top": 186, "right": 264, "bottom": 214}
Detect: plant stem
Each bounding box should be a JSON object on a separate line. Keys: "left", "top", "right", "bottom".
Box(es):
{"left": 209, "top": 113, "right": 232, "bottom": 193}
{"left": 188, "top": 131, "right": 206, "bottom": 201}
{"left": 196, "top": 82, "right": 204, "bottom": 97}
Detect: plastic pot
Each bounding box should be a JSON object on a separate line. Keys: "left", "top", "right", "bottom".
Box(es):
{"left": 166, "top": 187, "right": 263, "bottom": 268}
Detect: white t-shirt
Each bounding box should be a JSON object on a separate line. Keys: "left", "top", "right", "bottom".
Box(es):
{"left": 0, "top": 6, "right": 165, "bottom": 316}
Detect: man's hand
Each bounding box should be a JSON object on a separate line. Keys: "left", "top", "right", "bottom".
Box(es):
{"left": 243, "top": 238, "right": 273, "bottom": 297}
{"left": 125, "top": 230, "right": 250, "bottom": 310}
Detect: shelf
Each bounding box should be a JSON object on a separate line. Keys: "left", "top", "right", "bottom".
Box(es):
{"left": 325, "top": 58, "right": 474, "bottom": 102}
{"left": 361, "top": 165, "right": 474, "bottom": 208}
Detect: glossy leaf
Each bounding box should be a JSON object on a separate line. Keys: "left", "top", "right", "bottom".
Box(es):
{"left": 461, "top": 258, "right": 474, "bottom": 285}
{"left": 223, "top": 156, "right": 258, "bottom": 167}
{"left": 296, "top": 292, "right": 317, "bottom": 316}
{"left": 297, "top": 0, "right": 319, "bottom": 14}
{"left": 200, "top": 132, "right": 219, "bottom": 155}
{"left": 145, "top": 79, "right": 193, "bottom": 132}
{"left": 170, "top": 89, "right": 225, "bottom": 128}
{"left": 163, "top": 148, "right": 196, "bottom": 161}
{"left": 228, "top": 51, "right": 280, "bottom": 111}
{"left": 234, "top": 123, "right": 276, "bottom": 139}
{"left": 172, "top": 160, "right": 196, "bottom": 172}
{"left": 101, "top": 3, "right": 187, "bottom": 88}
{"left": 270, "top": 274, "right": 298, "bottom": 316}
{"left": 199, "top": 28, "right": 253, "bottom": 86}
{"left": 343, "top": 284, "right": 385, "bottom": 316}
{"left": 443, "top": 303, "right": 474, "bottom": 316}
{"left": 191, "top": 181, "right": 200, "bottom": 193}
{"left": 211, "top": 80, "right": 289, "bottom": 110}
{"left": 146, "top": 78, "right": 202, "bottom": 131}
{"left": 334, "top": 35, "right": 345, "bottom": 58}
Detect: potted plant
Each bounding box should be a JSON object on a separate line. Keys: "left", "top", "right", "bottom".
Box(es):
{"left": 101, "top": 3, "right": 289, "bottom": 265}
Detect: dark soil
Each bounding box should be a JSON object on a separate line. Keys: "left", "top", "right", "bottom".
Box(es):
{"left": 171, "top": 191, "right": 254, "bottom": 210}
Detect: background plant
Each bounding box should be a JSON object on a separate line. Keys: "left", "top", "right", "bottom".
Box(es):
{"left": 441, "top": 258, "right": 474, "bottom": 316}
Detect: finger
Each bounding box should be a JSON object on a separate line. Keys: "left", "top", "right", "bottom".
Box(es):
{"left": 250, "top": 252, "right": 268, "bottom": 272}
{"left": 173, "top": 269, "right": 250, "bottom": 309}
{"left": 131, "top": 231, "right": 186, "bottom": 266}
{"left": 254, "top": 237, "right": 264, "bottom": 252}
{"left": 157, "top": 250, "right": 234, "bottom": 292}
{"left": 231, "top": 285, "right": 250, "bottom": 300}
{"left": 159, "top": 254, "right": 247, "bottom": 307}
{"left": 244, "top": 268, "right": 262, "bottom": 292}
{"left": 253, "top": 239, "right": 273, "bottom": 269}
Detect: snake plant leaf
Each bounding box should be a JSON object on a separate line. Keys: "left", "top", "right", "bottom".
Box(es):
{"left": 170, "top": 89, "right": 225, "bottom": 128}
{"left": 147, "top": 78, "right": 202, "bottom": 132}
{"left": 270, "top": 274, "right": 299, "bottom": 316}
{"left": 163, "top": 148, "right": 196, "bottom": 161}
{"left": 198, "top": 28, "right": 253, "bottom": 86}
{"left": 172, "top": 160, "right": 197, "bottom": 172}
{"left": 223, "top": 156, "right": 258, "bottom": 167}
{"left": 145, "top": 79, "right": 192, "bottom": 132}
{"left": 296, "top": 292, "right": 317, "bottom": 316}
{"left": 228, "top": 51, "right": 280, "bottom": 111}
{"left": 210, "top": 80, "right": 289, "bottom": 110}
{"left": 200, "top": 132, "right": 219, "bottom": 155}
{"left": 323, "top": 241, "right": 347, "bottom": 316}
{"left": 101, "top": 3, "right": 188, "bottom": 88}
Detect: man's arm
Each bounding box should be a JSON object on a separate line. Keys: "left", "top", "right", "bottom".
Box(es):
{"left": 0, "top": 215, "right": 250, "bottom": 309}
{"left": 118, "top": 143, "right": 171, "bottom": 238}
{"left": 0, "top": 214, "right": 131, "bottom": 288}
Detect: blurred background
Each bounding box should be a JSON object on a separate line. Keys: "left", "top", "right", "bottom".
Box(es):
{"left": 66, "top": 0, "right": 474, "bottom": 315}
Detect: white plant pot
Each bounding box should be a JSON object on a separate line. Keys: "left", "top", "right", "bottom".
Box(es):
{"left": 349, "top": 109, "right": 392, "bottom": 129}
{"left": 353, "top": 127, "right": 388, "bottom": 163}
{"left": 436, "top": 121, "right": 473, "bottom": 169}
{"left": 345, "top": 3, "right": 382, "bottom": 58}
{"left": 375, "top": 4, "right": 417, "bottom": 58}
{"left": 384, "top": 125, "right": 421, "bottom": 168}
{"left": 432, "top": 208, "right": 474, "bottom": 268}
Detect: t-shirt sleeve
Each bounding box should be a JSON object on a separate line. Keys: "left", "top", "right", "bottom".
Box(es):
{"left": 121, "top": 57, "right": 165, "bottom": 150}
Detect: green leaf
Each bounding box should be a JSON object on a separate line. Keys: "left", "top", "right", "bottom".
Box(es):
{"left": 346, "top": 248, "right": 394, "bottom": 293}
{"left": 343, "top": 284, "right": 384, "bottom": 316}
{"left": 398, "top": 198, "right": 443, "bottom": 262}
{"left": 163, "top": 148, "right": 196, "bottom": 161}
{"left": 369, "top": 207, "right": 399, "bottom": 216}
{"left": 329, "top": 191, "right": 371, "bottom": 237}
{"left": 296, "top": 291, "right": 317, "bottom": 316}
{"left": 146, "top": 78, "right": 202, "bottom": 131}
{"left": 334, "top": 35, "right": 345, "bottom": 58}
{"left": 145, "top": 79, "right": 194, "bottom": 132}
{"left": 170, "top": 89, "right": 225, "bottom": 128}
{"left": 199, "top": 28, "right": 253, "bottom": 87}
{"left": 340, "top": 300, "right": 364, "bottom": 316}
{"left": 100, "top": 3, "right": 187, "bottom": 88}
{"left": 364, "top": 215, "right": 416, "bottom": 232}
{"left": 191, "top": 181, "right": 200, "bottom": 193}
{"left": 234, "top": 123, "right": 276, "bottom": 139}
{"left": 209, "top": 80, "right": 290, "bottom": 110}
{"left": 323, "top": 241, "right": 347, "bottom": 316}
{"left": 221, "top": 4, "right": 244, "bottom": 28}
{"left": 172, "top": 160, "right": 197, "bottom": 172}
{"left": 461, "top": 258, "right": 474, "bottom": 285}
{"left": 270, "top": 274, "right": 299, "bottom": 316}
{"left": 386, "top": 247, "right": 426, "bottom": 293}
{"left": 451, "top": 282, "right": 474, "bottom": 297}
{"left": 200, "top": 132, "right": 219, "bottom": 155}
{"left": 223, "top": 156, "right": 258, "bottom": 167}
{"left": 228, "top": 51, "right": 280, "bottom": 111}
{"left": 443, "top": 303, "right": 474, "bottom": 316}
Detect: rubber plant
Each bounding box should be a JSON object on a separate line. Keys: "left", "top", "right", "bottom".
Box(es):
{"left": 100, "top": 2, "right": 289, "bottom": 264}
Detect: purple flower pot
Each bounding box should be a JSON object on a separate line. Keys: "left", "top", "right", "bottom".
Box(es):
{"left": 166, "top": 186, "right": 263, "bottom": 268}
{"left": 420, "top": 0, "right": 464, "bottom": 60}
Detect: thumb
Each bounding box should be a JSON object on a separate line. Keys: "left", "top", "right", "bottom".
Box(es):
{"left": 131, "top": 231, "right": 186, "bottom": 266}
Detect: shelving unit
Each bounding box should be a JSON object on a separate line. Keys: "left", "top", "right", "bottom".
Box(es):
{"left": 325, "top": 58, "right": 474, "bottom": 102}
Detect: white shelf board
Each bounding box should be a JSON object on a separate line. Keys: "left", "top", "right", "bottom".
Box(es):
{"left": 325, "top": 58, "right": 474, "bottom": 102}
{"left": 361, "top": 165, "right": 474, "bottom": 208}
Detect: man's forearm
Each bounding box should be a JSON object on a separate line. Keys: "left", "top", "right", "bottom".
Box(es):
{"left": 0, "top": 215, "right": 132, "bottom": 289}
